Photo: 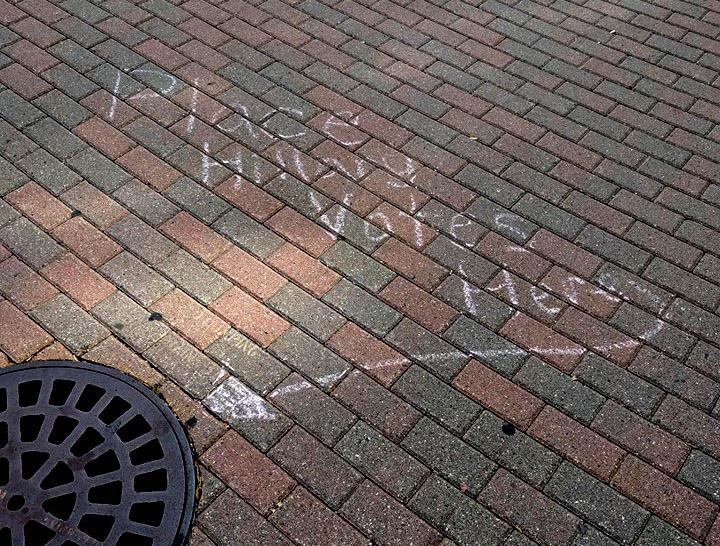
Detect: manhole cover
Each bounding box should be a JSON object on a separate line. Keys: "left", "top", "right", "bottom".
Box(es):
{"left": 0, "top": 360, "right": 195, "bottom": 546}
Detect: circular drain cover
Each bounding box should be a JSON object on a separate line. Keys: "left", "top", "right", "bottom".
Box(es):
{"left": 0, "top": 360, "right": 195, "bottom": 546}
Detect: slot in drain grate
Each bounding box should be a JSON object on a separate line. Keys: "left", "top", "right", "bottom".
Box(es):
{"left": 0, "top": 361, "right": 195, "bottom": 546}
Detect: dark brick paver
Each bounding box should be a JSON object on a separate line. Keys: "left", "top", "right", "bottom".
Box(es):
{"left": 1, "top": 0, "right": 719, "bottom": 543}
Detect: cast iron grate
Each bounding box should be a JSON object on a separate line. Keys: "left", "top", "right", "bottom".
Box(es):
{"left": 0, "top": 360, "right": 195, "bottom": 546}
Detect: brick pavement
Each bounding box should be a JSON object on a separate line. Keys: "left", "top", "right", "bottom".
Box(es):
{"left": 0, "top": 0, "right": 718, "bottom": 542}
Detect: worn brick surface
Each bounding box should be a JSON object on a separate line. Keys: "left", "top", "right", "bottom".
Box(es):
{"left": 612, "top": 455, "right": 718, "bottom": 541}
{"left": 0, "top": 256, "right": 58, "bottom": 311}
{"left": 203, "top": 430, "right": 296, "bottom": 515}
{"left": 270, "top": 487, "right": 370, "bottom": 546}
{"left": 481, "top": 469, "right": 581, "bottom": 546}
{"left": 269, "top": 373, "right": 355, "bottom": 445}
{"left": 454, "top": 359, "right": 543, "bottom": 430}
{"left": 2, "top": 0, "right": 719, "bottom": 541}
{"left": 340, "top": 480, "right": 442, "bottom": 546}
{"left": 30, "top": 293, "right": 109, "bottom": 353}
{"left": 53, "top": 216, "right": 122, "bottom": 267}
{"left": 327, "top": 321, "right": 408, "bottom": 386}
{"left": 211, "top": 287, "right": 289, "bottom": 347}
{"left": 5, "top": 180, "right": 71, "bottom": 229}
{"left": 403, "top": 417, "right": 496, "bottom": 495}
{"left": 40, "top": 253, "right": 115, "bottom": 310}
{"left": 530, "top": 405, "right": 625, "bottom": 481}
{"left": 501, "top": 311, "right": 585, "bottom": 372}
{"left": 150, "top": 288, "right": 229, "bottom": 349}
{"left": 213, "top": 245, "right": 286, "bottom": 301}
{"left": 0, "top": 299, "right": 52, "bottom": 361}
